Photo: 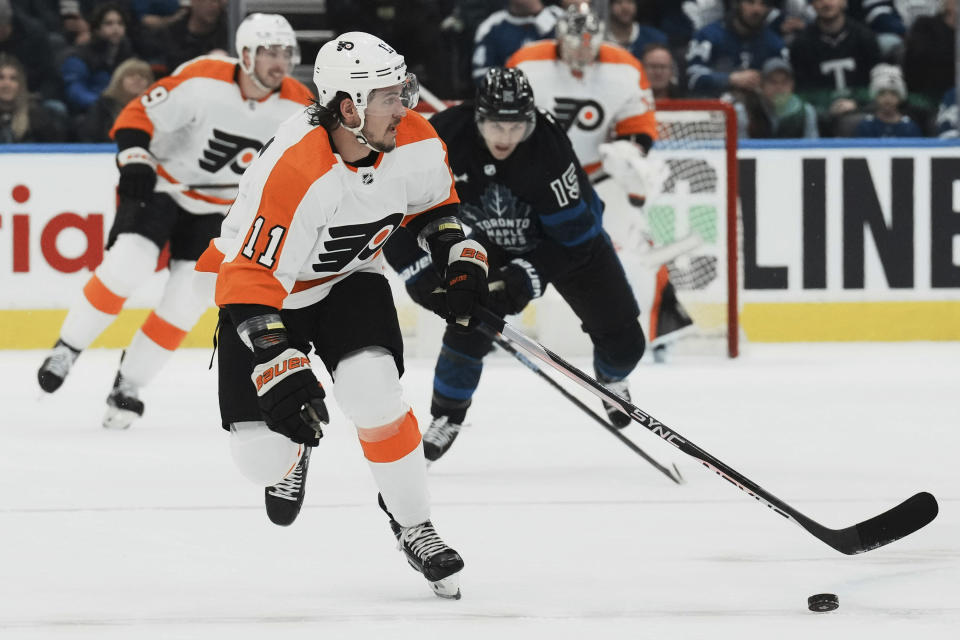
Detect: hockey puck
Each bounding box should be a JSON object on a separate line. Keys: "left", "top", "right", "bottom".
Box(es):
{"left": 807, "top": 593, "right": 839, "bottom": 612}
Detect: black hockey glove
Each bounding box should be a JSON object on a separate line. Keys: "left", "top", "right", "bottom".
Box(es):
{"left": 240, "top": 315, "right": 328, "bottom": 446}
{"left": 444, "top": 239, "right": 489, "bottom": 326}
{"left": 487, "top": 258, "right": 542, "bottom": 316}
{"left": 116, "top": 146, "right": 157, "bottom": 202}
{"left": 399, "top": 254, "right": 447, "bottom": 318}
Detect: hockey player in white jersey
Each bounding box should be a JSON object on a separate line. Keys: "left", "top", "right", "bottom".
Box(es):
{"left": 37, "top": 14, "right": 314, "bottom": 428}
{"left": 508, "top": 2, "right": 694, "bottom": 361}
{"left": 194, "top": 32, "right": 484, "bottom": 599}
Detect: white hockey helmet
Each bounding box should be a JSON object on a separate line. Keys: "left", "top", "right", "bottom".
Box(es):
{"left": 235, "top": 13, "right": 300, "bottom": 85}
{"left": 313, "top": 32, "right": 419, "bottom": 142}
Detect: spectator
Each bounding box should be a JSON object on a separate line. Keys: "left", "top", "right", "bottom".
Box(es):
{"left": 790, "top": 0, "right": 881, "bottom": 134}
{"left": 740, "top": 57, "right": 819, "bottom": 137}
{"left": 903, "top": 0, "right": 956, "bottom": 109}
{"left": 685, "top": 0, "right": 788, "bottom": 97}
{"left": 852, "top": 63, "right": 922, "bottom": 136}
{"left": 766, "top": 0, "right": 811, "bottom": 44}
{"left": 896, "top": 0, "right": 941, "bottom": 29}
{"left": 642, "top": 42, "right": 684, "bottom": 100}
{"left": 130, "top": 0, "right": 184, "bottom": 30}
{"left": 606, "top": 0, "right": 668, "bottom": 60}
{"left": 59, "top": 1, "right": 91, "bottom": 45}
{"left": 0, "top": 52, "right": 68, "bottom": 141}
{"left": 472, "top": 0, "right": 562, "bottom": 84}
{"left": 0, "top": 0, "right": 64, "bottom": 102}
{"left": 847, "top": 0, "right": 906, "bottom": 57}
{"left": 60, "top": 2, "right": 134, "bottom": 113}
{"left": 76, "top": 55, "right": 150, "bottom": 141}
{"left": 936, "top": 87, "right": 957, "bottom": 137}
{"left": 157, "top": 0, "right": 226, "bottom": 73}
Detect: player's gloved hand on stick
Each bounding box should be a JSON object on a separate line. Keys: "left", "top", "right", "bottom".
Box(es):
{"left": 240, "top": 315, "right": 328, "bottom": 445}
{"left": 116, "top": 146, "right": 157, "bottom": 202}
{"left": 598, "top": 140, "right": 658, "bottom": 207}
{"left": 400, "top": 255, "right": 448, "bottom": 318}
{"left": 487, "top": 258, "right": 542, "bottom": 316}
{"left": 444, "top": 239, "right": 489, "bottom": 327}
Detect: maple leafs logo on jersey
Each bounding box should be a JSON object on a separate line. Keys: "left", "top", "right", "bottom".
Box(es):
{"left": 552, "top": 98, "right": 605, "bottom": 133}
{"left": 312, "top": 212, "right": 405, "bottom": 273}
{"left": 199, "top": 129, "right": 265, "bottom": 175}
{"left": 461, "top": 184, "right": 535, "bottom": 254}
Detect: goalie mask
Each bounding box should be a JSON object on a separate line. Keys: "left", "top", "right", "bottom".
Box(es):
{"left": 556, "top": 3, "right": 604, "bottom": 73}
{"left": 313, "top": 32, "right": 419, "bottom": 148}
{"left": 235, "top": 13, "right": 300, "bottom": 92}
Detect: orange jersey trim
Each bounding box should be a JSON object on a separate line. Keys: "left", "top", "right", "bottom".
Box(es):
{"left": 397, "top": 111, "right": 459, "bottom": 220}
{"left": 356, "top": 410, "right": 422, "bottom": 463}
{"left": 141, "top": 311, "right": 188, "bottom": 351}
{"left": 648, "top": 264, "right": 670, "bottom": 340}
{"left": 216, "top": 127, "right": 339, "bottom": 309}
{"left": 615, "top": 112, "right": 658, "bottom": 140}
{"left": 506, "top": 40, "right": 559, "bottom": 67}
{"left": 596, "top": 43, "right": 644, "bottom": 71}
{"left": 156, "top": 166, "right": 235, "bottom": 205}
{"left": 111, "top": 58, "right": 238, "bottom": 140}
{"left": 290, "top": 272, "right": 345, "bottom": 294}
{"left": 278, "top": 77, "right": 315, "bottom": 106}
{"left": 195, "top": 240, "right": 225, "bottom": 274}
{"left": 83, "top": 274, "right": 126, "bottom": 315}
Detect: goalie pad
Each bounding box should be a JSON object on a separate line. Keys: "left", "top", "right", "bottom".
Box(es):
{"left": 597, "top": 140, "right": 662, "bottom": 207}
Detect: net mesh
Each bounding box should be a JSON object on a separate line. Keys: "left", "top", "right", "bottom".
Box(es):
{"left": 645, "top": 102, "right": 738, "bottom": 356}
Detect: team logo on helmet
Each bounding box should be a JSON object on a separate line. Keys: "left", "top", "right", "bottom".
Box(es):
{"left": 199, "top": 129, "right": 264, "bottom": 174}
{"left": 336, "top": 40, "right": 354, "bottom": 51}
{"left": 552, "top": 97, "right": 605, "bottom": 132}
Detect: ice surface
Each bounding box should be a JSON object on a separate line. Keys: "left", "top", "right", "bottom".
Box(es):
{"left": 1, "top": 342, "right": 957, "bottom": 639}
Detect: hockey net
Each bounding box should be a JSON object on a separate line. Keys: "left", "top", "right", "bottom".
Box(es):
{"left": 644, "top": 99, "right": 739, "bottom": 358}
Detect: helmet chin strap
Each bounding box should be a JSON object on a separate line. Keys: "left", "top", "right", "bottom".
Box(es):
{"left": 342, "top": 109, "right": 380, "bottom": 152}
{"left": 246, "top": 67, "right": 272, "bottom": 93}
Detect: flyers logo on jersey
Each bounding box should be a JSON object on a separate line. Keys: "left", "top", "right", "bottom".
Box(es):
{"left": 312, "top": 212, "right": 405, "bottom": 273}
{"left": 199, "top": 129, "right": 265, "bottom": 175}
{"left": 553, "top": 98, "right": 605, "bottom": 132}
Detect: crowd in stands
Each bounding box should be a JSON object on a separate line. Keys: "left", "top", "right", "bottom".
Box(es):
{"left": 0, "top": 0, "right": 957, "bottom": 144}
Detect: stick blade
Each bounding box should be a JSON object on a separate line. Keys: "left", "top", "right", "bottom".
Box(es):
{"left": 827, "top": 492, "right": 939, "bottom": 555}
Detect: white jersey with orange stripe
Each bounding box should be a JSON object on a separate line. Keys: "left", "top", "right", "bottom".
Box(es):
{"left": 110, "top": 56, "right": 314, "bottom": 215}
{"left": 204, "top": 108, "right": 458, "bottom": 310}
{"left": 507, "top": 42, "right": 657, "bottom": 175}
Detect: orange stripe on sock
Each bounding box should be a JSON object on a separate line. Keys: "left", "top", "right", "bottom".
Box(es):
{"left": 83, "top": 275, "right": 126, "bottom": 315}
{"left": 141, "top": 311, "right": 188, "bottom": 351}
{"left": 357, "top": 410, "right": 422, "bottom": 463}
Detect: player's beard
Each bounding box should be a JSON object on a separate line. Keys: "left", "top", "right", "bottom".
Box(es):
{"left": 363, "top": 116, "right": 403, "bottom": 153}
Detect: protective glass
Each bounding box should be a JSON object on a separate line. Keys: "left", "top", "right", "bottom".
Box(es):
{"left": 255, "top": 43, "right": 301, "bottom": 74}
{"left": 476, "top": 117, "right": 535, "bottom": 148}
{"left": 364, "top": 73, "right": 419, "bottom": 116}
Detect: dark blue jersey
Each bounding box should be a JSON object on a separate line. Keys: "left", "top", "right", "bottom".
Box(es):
{"left": 853, "top": 115, "right": 922, "bottom": 138}
{"left": 471, "top": 8, "right": 561, "bottom": 84}
{"left": 685, "top": 20, "right": 788, "bottom": 96}
{"left": 383, "top": 104, "right": 605, "bottom": 282}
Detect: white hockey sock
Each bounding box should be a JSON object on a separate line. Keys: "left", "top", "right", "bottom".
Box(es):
{"left": 119, "top": 260, "right": 212, "bottom": 388}
{"left": 60, "top": 233, "right": 159, "bottom": 350}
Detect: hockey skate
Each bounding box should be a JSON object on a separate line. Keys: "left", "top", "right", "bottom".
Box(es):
{"left": 37, "top": 339, "right": 80, "bottom": 393}
{"left": 265, "top": 446, "right": 311, "bottom": 526}
{"left": 102, "top": 372, "right": 144, "bottom": 429}
{"left": 394, "top": 519, "right": 464, "bottom": 599}
{"left": 597, "top": 373, "right": 632, "bottom": 429}
{"left": 422, "top": 416, "right": 462, "bottom": 462}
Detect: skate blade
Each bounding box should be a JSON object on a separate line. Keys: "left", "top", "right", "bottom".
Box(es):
{"left": 430, "top": 574, "right": 462, "bottom": 600}
{"left": 102, "top": 408, "right": 138, "bottom": 430}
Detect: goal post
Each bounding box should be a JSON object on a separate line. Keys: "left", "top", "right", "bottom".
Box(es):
{"left": 648, "top": 99, "right": 740, "bottom": 358}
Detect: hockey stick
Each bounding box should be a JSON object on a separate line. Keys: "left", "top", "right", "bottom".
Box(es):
{"left": 479, "top": 323, "right": 683, "bottom": 484}
{"left": 474, "top": 306, "right": 938, "bottom": 555}
{"left": 155, "top": 182, "right": 239, "bottom": 193}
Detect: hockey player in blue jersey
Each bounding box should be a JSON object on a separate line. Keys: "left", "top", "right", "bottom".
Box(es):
{"left": 685, "top": 0, "right": 789, "bottom": 97}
